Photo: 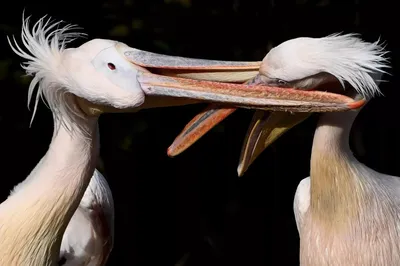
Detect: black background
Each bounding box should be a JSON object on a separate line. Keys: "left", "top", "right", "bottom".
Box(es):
{"left": 0, "top": 0, "right": 398, "bottom": 265}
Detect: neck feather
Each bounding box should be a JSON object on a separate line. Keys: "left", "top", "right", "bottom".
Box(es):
{"left": 310, "top": 110, "right": 366, "bottom": 223}
{"left": 0, "top": 96, "right": 99, "bottom": 266}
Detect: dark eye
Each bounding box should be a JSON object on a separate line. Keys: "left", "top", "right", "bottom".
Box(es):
{"left": 276, "top": 79, "right": 287, "bottom": 85}
{"left": 107, "top": 63, "right": 116, "bottom": 70}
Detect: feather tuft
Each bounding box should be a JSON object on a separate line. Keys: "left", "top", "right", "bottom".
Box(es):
{"left": 8, "top": 12, "right": 87, "bottom": 129}
{"left": 314, "top": 33, "right": 390, "bottom": 98}
{"left": 266, "top": 33, "right": 391, "bottom": 98}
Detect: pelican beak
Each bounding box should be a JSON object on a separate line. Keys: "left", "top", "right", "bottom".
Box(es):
{"left": 237, "top": 111, "right": 311, "bottom": 176}
{"left": 115, "top": 44, "right": 360, "bottom": 111}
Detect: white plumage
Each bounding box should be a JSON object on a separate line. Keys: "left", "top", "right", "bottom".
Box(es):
{"left": 292, "top": 177, "right": 309, "bottom": 232}
{"left": 9, "top": 167, "right": 114, "bottom": 265}
{"left": 8, "top": 15, "right": 86, "bottom": 127}
{"left": 260, "top": 33, "right": 389, "bottom": 97}
{"left": 59, "top": 169, "right": 114, "bottom": 265}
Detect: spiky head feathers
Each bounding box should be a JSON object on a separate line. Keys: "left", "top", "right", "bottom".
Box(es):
{"left": 261, "top": 33, "right": 390, "bottom": 98}
{"left": 8, "top": 15, "right": 87, "bottom": 126}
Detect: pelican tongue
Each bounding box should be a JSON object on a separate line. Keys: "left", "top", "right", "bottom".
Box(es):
{"left": 237, "top": 111, "right": 311, "bottom": 176}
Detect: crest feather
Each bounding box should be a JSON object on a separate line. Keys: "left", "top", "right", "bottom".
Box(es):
{"left": 309, "top": 33, "right": 390, "bottom": 98}
{"left": 8, "top": 13, "right": 86, "bottom": 127}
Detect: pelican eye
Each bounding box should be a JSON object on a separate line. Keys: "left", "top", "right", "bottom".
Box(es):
{"left": 276, "top": 79, "right": 287, "bottom": 85}
{"left": 107, "top": 63, "right": 116, "bottom": 70}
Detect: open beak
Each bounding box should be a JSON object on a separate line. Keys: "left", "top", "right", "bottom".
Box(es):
{"left": 115, "top": 44, "right": 361, "bottom": 111}
{"left": 166, "top": 75, "right": 365, "bottom": 148}
{"left": 112, "top": 44, "right": 365, "bottom": 173}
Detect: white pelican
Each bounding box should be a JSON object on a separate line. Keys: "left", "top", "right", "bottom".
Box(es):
{"left": 168, "top": 34, "right": 394, "bottom": 265}
{"left": 2, "top": 15, "right": 355, "bottom": 265}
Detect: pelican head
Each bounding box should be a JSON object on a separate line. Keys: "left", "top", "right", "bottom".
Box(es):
{"left": 238, "top": 33, "right": 390, "bottom": 175}
{"left": 9, "top": 17, "right": 151, "bottom": 129}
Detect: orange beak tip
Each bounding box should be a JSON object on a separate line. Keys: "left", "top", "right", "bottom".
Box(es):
{"left": 167, "top": 146, "right": 178, "bottom": 157}
{"left": 347, "top": 98, "right": 367, "bottom": 110}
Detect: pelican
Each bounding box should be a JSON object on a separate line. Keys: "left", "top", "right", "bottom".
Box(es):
{"left": 2, "top": 15, "right": 356, "bottom": 265}
{"left": 168, "top": 34, "right": 394, "bottom": 265}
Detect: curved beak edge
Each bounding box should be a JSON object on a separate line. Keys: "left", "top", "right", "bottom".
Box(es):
{"left": 118, "top": 44, "right": 364, "bottom": 112}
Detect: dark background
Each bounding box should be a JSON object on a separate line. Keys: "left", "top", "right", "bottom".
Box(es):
{"left": 0, "top": 0, "right": 399, "bottom": 265}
